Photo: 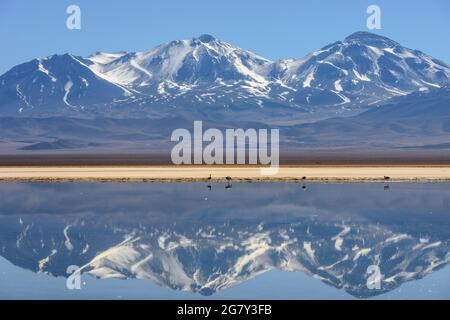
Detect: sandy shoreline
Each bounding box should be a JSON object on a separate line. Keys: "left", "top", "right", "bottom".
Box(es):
{"left": 1, "top": 165, "right": 450, "bottom": 182}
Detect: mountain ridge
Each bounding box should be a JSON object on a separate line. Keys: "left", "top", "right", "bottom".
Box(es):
{"left": 1, "top": 31, "right": 449, "bottom": 120}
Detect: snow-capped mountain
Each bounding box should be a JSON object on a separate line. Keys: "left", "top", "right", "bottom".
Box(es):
{"left": 0, "top": 32, "right": 449, "bottom": 119}
{"left": 0, "top": 54, "right": 134, "bottom": 115}
{"left": 88, "top": 34, "right": 272, "bottom": 87}
{"left": 0, "top": 34, "right": 283, "bottom": 119}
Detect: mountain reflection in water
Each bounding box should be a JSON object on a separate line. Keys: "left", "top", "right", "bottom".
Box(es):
{"left": 0, "top": 182, "right": 450, "bottom": 299}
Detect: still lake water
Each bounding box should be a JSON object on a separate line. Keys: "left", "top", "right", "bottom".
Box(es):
{"left": 0, "top": 182, "right": 450, "bottom": 300}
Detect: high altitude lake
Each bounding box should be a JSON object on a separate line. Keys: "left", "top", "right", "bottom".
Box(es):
{"left": 0, "top": 182, "right": 450, "bottom": 300}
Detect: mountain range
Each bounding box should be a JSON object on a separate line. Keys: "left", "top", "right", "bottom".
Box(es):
{"left": 1, "top": 31, "right": 450, "bottom": 152}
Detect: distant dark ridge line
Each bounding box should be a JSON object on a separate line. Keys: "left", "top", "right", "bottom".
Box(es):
{"left": 2, "top": 151, "right": 450, "bottom": 166}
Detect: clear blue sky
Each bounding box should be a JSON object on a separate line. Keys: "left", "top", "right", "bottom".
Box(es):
{"left": 0, "top": 0, "right": 449, "bottom": 74}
